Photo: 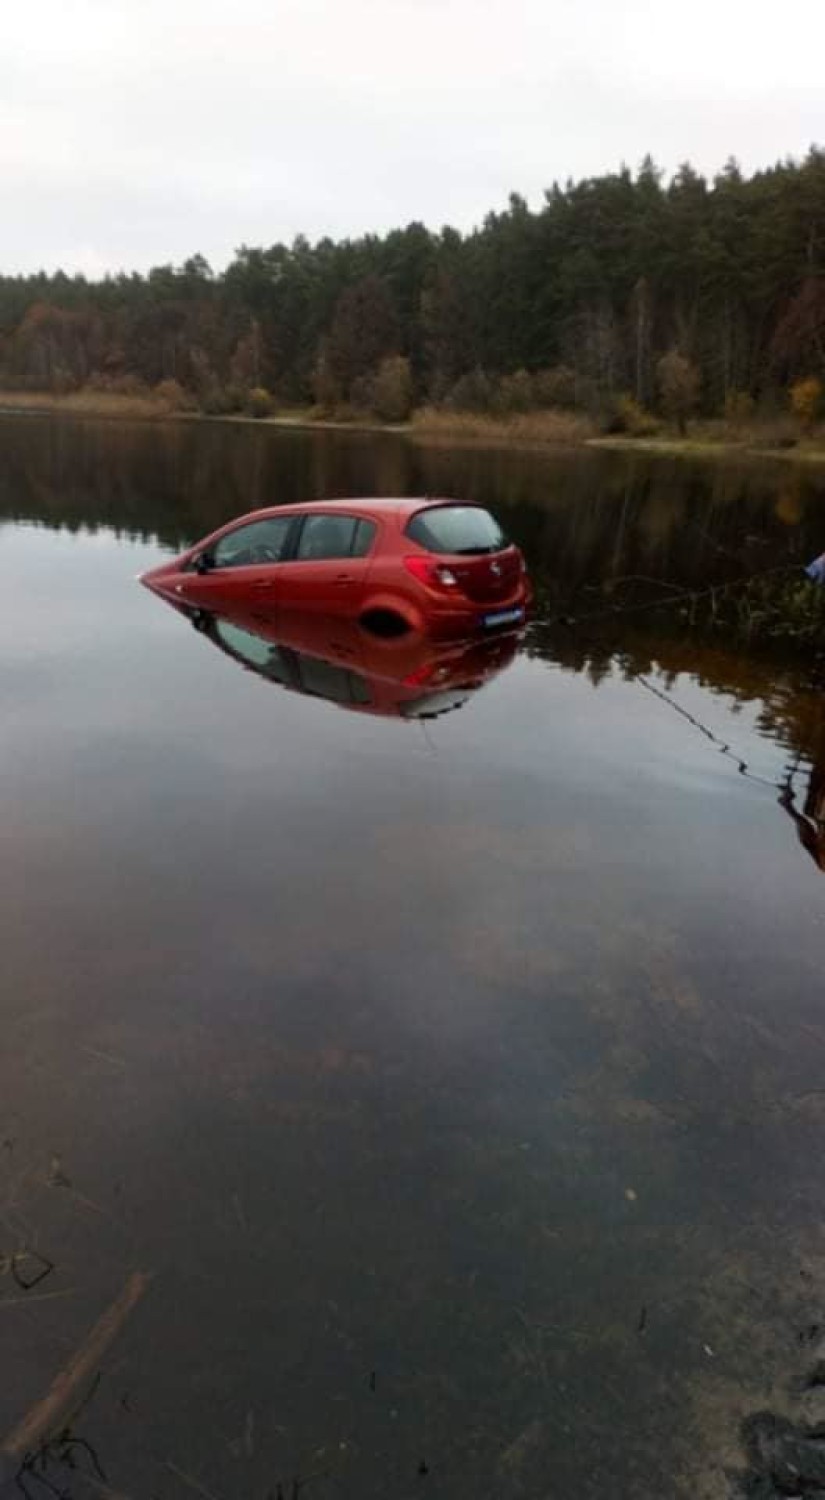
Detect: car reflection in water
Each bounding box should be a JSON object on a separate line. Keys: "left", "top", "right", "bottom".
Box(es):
{"left": 150, "top": 591, "right": 521, "bottom": 721}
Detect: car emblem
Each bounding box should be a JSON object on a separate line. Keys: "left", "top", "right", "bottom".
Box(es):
{"left": 490, "top": 561, "right": 501, "bottom": 577}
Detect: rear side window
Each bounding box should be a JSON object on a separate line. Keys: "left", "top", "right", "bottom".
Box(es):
{"left": 405, "top": 506, "right": 507, "bottom": 555}
{"left": 296, "top": 655, "right": 372, "bottom": 705}
{"left": 297, "top": 514, "right": 377, "bottom": 561}
{"left": 352, "top": 519, "right": 377, "bottom": 557}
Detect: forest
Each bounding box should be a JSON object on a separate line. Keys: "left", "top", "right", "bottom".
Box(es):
{"left": 1, "top": 149, "right": 823, "bottom": 430}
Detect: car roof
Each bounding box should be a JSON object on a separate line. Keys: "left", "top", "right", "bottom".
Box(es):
{"left": 237, "top": 496, "right": 480, "bottom": 523}
{"left": 314, "top": 496, "right": 474, "bottom": 514}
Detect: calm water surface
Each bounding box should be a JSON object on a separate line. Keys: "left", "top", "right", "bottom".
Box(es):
{"left": 3, "top": 417, "right": 825, "bottom": 1498}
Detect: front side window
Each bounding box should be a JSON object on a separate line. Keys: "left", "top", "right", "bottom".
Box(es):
{"left": 405, "top": 506, "right": 507, "bottom": 555}
{"left": 296, "top": 514, "right": 375, "bottom": 562}
{"left": 212, "top": 515, "right": 292, "bottom": 569}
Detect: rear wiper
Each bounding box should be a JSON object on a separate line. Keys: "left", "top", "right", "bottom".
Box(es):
{"left": 455, "top": 545, "right": 497, "bottom": 555}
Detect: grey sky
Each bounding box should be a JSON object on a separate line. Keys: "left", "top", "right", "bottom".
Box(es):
{"left": 4, "top": 0, "right": 823, "bottom": 276}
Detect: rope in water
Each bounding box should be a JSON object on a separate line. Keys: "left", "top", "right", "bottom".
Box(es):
{"left": 530, "top": 557, "right": 818, "bottom": 797}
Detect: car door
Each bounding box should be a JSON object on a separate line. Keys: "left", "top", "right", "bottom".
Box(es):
{"left": 277, "top": 513, "right": 378, "bottom": 612}
{"left": 177, "top": 513, "right": 296, "bottom": 609}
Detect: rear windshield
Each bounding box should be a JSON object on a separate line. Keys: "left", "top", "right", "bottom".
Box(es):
{"left": 405, "top": 505, "right": 507, "bottom": 556}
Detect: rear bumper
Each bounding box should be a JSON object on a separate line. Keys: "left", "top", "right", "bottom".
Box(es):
{"left": 421, "top": 590, "right": 531, "bottom": 640}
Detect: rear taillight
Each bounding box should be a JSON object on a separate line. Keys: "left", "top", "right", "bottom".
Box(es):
{"left": 403, "top": 663, "right": 436, "bottom": 687}
{"left": 404, "top": 556, "right": 460, "bottom": 592}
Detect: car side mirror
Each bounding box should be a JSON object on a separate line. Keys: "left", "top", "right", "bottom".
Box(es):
{"left": 195, "top": 552, "right": 214, "bottom": 575}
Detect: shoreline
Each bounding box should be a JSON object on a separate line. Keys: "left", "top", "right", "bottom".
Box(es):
{"left": 1, "top": 391, "right": 823, "bottom": 467}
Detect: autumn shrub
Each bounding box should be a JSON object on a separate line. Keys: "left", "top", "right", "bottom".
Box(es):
{"left": 87, "top": 371, "right": 149, "bottom": 398}
{"left": 445, "top": 367, "right": 494, "bottom": 413}
{"left": 723, "top": 389, "right": 755, "bottom": 428}
{"left": 369, "top": 355, "right": 414, "bottom": 422}
{"left": 49, "top": 368, "right": 78, "bottom": 395}
{"left": 657, "top": 349, "right": 700, "bottom": 434}
{"left": 607, "top": 393, "right": 659, "bottom": 436}
{"left": 311, "top": 349, "right": 341, "bottom": 414}
{"left": 790, "top": 377, "right": 823, "bottom": 433}
{"left": 112, "top": 373, "right": 150, "bottom": 397}
{"left": 153, "top": 378, "right": 192, "bottom": 412}
{"left": 223, "top": 384, "right": 248, "bottom": 412}
{"left": 506, "top": 409, "right": 594, "bottom": 443}
{"left": 345, "top": 372, "right": 371, "bottom": 411}
{"left": 200, "top": 385, "right": 236, "bottom": 416}
{"left": 493, "top": 369, "right": 534, "bottom": 416}
{"left": 532, "top": 365, "right": 578, "bottom": 409}
{"left": 245, "top": 385, "right": 274, "bottom": 418}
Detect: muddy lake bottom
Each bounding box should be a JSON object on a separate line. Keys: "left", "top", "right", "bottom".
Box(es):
{"left": 3, "top": 417, "right": 825, "bottom": 1497}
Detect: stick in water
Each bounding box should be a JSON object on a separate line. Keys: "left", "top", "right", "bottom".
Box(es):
{"left": 1, "top": 1270, "right": 150, "bottom": 1459}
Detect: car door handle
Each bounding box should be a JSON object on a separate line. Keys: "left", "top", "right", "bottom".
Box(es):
{"left": 333, "top": 574, "right": 354, "bottom": 585}
{"left": 253, "top": 580, "right": 273, "bottom": 590}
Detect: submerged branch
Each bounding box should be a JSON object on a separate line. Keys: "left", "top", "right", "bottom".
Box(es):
{"left": 1, "top": 1270, "right": 150, "bottom": 1459}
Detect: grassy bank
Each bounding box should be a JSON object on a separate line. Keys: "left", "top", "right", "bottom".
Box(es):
{"left": 0, "top": 389, "right": 409, "bottom": 432}
{"left": 588, "top": 428, "right": 825, "bottom": 464}
{"left": 0, "top": 388, "right": 183, "bottom": 421}
{"left": 1, "top": 388, "right": 824, "bottom": 465}
{"left": 412, "top": 405, "right": 825, "bottom": 461}
{"left": 408, "top": 406, "right": 594, "bottom": 448}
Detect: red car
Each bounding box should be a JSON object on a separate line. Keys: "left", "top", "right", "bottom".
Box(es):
{"left": 140, "top": 496, "right": 530, "bottom": 638}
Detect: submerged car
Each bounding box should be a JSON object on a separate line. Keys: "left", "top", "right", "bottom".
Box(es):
{"left": 140, "top": 496, "right": 531, "bottom": 638}
{"left": 148, "top": 596, "right": 520, "bottom": 720}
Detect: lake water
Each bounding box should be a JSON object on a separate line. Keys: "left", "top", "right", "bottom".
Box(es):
{"left": 2, "top": 416, "right": 825, "bottom": 1498}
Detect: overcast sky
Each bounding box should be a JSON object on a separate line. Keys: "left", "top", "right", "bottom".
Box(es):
{"left": 3, "top": 0, "right": 823, "bottom": 277}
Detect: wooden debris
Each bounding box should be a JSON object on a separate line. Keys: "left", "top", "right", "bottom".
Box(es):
{"left": 1, "top": 1269, "right": 150, "bottom": 1459}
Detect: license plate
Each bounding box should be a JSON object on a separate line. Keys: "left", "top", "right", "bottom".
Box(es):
{"left": 481, "top": 607, "right": 524, "bottom": 628}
